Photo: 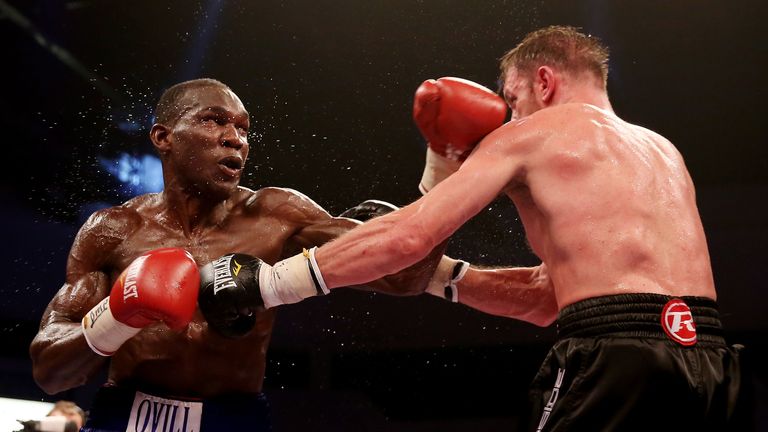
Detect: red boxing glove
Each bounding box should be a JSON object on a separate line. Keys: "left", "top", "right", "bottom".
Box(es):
{"left": 82, "top": 247, "right": 200, "bottom": 356}
{"left": 414, "top": 77, "right": 507, "bottom": 193}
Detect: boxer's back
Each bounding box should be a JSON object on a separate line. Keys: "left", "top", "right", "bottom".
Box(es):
{"left": 508, "top": 103, "right": 716, "bottom": 309}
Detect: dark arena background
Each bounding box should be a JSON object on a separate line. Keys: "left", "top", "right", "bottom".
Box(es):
{"left": 1, "top": 0, "right": 766, "bottom": 430}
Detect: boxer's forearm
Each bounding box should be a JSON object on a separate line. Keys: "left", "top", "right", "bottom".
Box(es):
{"left": 30, "top": 321, "right": 108, "bottom": 394}
{"left": 318, "top": 145, "right": 512, "bottom": 290}
{"left": 457, "top": 265, "right": 558, "bottom": 327}
{"left": 317, "top": 209, "right": 438, "bottom": 289}
{"left": 317, "top": 191, "right": 479, "bottom": 289}
{"left": 360, "top": 239, "right": 449, "bottom": 296}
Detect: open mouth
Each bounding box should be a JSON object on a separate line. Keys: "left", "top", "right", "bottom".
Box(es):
{"left": 218, "top": 156, "right": 243, "bottom": 177}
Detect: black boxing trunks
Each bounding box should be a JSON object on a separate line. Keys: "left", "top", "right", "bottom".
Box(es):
{"left": 81, "top": 385, "right": 272, "bottom": 432}
{"left": 524, "top": 294, "right": 743, "bottom": 432}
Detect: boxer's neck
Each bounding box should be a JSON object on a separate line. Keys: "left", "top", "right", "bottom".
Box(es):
{"left": 551, "top": 78, "right": 613, "bottom": 113}
{"left": 159, "top": 188, "right": 231, "bottom": 236}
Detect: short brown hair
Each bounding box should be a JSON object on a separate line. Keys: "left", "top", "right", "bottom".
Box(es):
{"left": 499, "top": 25, "right": 609, "bottom": 87}
{"left": 47, "top": 400, "right": 86, "bottom": 425}
{"left": 154, "top": 78, "right": 231, "bottom": 127}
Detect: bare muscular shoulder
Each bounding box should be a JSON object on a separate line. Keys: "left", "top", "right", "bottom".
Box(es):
{"left": 474, "top": 104, "right": 588, "bottom": 178}
{"left": 92, "top": 194, "right": 195, "bottom": 272}
{"left": 71, "top": 195, "right": 155, "bottom": 277}
{"left": 239, "top": 186, "right": 353, "bottom": 256}
{"left": 241, "top": 186, "right": 332, "bottom": 222}
{"left": 494, "top": 104, "right": 652, "bottom": 188}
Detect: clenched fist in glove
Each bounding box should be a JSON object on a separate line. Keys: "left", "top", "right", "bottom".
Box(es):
{"left": 82, "top": 248, "right": 199, "bottom": 356}
{"left": 413, "top": 77, "right": 507, "bottom": 193}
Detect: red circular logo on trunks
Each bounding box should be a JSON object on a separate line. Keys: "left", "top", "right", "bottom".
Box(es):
{"left": 661, "top": 298, "right": 697, "bottom": 346}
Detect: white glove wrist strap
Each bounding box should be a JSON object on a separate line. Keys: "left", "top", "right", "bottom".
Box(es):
{"left": 425, "top": 256, "right": 469, "bottom": 302}
{"left": 419, "top": 147, "right": 462, "bottom": 194}
{"left": 261, "top": 248, "right": 330, "bottom": 308}
{"left": 81, "top": 297, "right": 141, "bottom": 357}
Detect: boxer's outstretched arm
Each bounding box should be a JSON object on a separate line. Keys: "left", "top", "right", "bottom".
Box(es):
{"left": 254, "top": 188, "right": 438, "bottom": 296}
{"left": 315, "top": 120, "right": 535, "bottom": 289}
{"left": 282, "top": 190, "right": 441, "bottom": 296}
{"left": 30, "top": 208, "right": 131, "bottom": 394}
{"left": 220, "top": 121, "right": 542, "bottom": 309}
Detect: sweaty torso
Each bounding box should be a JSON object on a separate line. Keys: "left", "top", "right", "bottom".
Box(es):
{"left": 99, "top": 187, "right": 313, "bottom": 397}
{"left": 505, "top": 104, "right": 716, "bottom": 309}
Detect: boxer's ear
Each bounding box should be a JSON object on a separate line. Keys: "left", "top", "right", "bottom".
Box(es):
{"left": 535, "top": 66, "right": 556, "bottom": 104}
{"left": 150, "top": 123, "right": 172, "bottom": 155}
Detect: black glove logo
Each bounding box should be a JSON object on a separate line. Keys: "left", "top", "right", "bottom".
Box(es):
{"left": 211, "top": 254, "right": 238, "bottom": 295}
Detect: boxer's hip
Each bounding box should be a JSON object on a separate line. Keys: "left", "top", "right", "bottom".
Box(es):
{"left": 82, "top": 384, "right": 272, "bottom": 432}
{"left": 526, "top": 294, "right": 743, "bottom": 430}
{"left": 555, "top": 292, "right": 725, "bottom": 345}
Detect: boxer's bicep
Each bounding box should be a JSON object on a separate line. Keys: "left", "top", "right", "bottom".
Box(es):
{"left": 31, "top": 270, "right": 112, "bottom": 393}
{"left": 31, "top": 211, "right": 131, "bottom": 393}
{"left": 421, "top": 116, "right": 544, "bottom": 240}
{"left": 43, "top": 271, "right": 111, "bottom": 327}
{"left": 60, "top": 209, "right": 133, "bottom": 318}
{"left": 281, "top": 190, "right": 362, "bottom": 256}
{"left": 411, "top": 138, "right": 522, "bottom": 244}
{"left": 290, "top": 216, "right": 359, "bottom": 250}
{"left": 37, "top": 216, "right": 115, "bottom": 337}
{"left": 31, "top": 271, "right": 111, "bottom": 394}
{"left": 40, "top": 224, "right": 110, "bottom": 329}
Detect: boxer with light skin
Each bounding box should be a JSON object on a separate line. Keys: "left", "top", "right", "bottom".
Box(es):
{"left": 225, "top": 26, "right": 743, "bottom": 429}
{"left": 29, "top": 78, "right": 442, "bottom": 431}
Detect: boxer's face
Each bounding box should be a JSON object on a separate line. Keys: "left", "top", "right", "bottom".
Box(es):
{"left": 502, "top": 67, "right": 544, "bottom": 120}
{"left": 167, "top": 86, "right": 250, "bottom": 199}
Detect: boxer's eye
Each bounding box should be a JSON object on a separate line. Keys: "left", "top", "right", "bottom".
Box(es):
{"left": 202, "top": 115, "right": 225, "bottom": 126}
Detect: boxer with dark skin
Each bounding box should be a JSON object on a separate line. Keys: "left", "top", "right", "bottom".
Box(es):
{"left": 29, "top": 78, "right": 440, "bottom": 429}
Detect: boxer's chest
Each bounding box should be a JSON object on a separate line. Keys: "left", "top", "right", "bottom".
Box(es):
{"left": 111, "top": 214, "right": 294, "bottom": 272}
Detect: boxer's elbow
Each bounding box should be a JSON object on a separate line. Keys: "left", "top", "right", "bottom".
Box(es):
{"left": 32, "top": 362, "right": 71, "bottom": 395}
{"left": 526, "top": 310, "right": 557, "bottom": 327}
{"left": 530, "top": 293, "right": 559, "bottom": 327}
{"left": 495, "top": 305, "right": 556, "bottom": 327}
{"left": 383, "top": 225, "right": 434, "bottom": 267}
{"left": 29, "top": 341, "right": 54, "bottom": 393}
{"left": 33, "top": 371, "right": 63, "bottom": 395}
{"left": 30, "top": 342, "right": 87, "bottom": 395}
{"left": 525, "top": 266, "right": 558, "bottom": 327}
{"left": 33, "top": 364, "right": 88, "bottom": 395}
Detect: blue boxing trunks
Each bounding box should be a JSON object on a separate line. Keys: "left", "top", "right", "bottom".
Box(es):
{"left": 81, "top": 385, "right": 272, "bottom": 432}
